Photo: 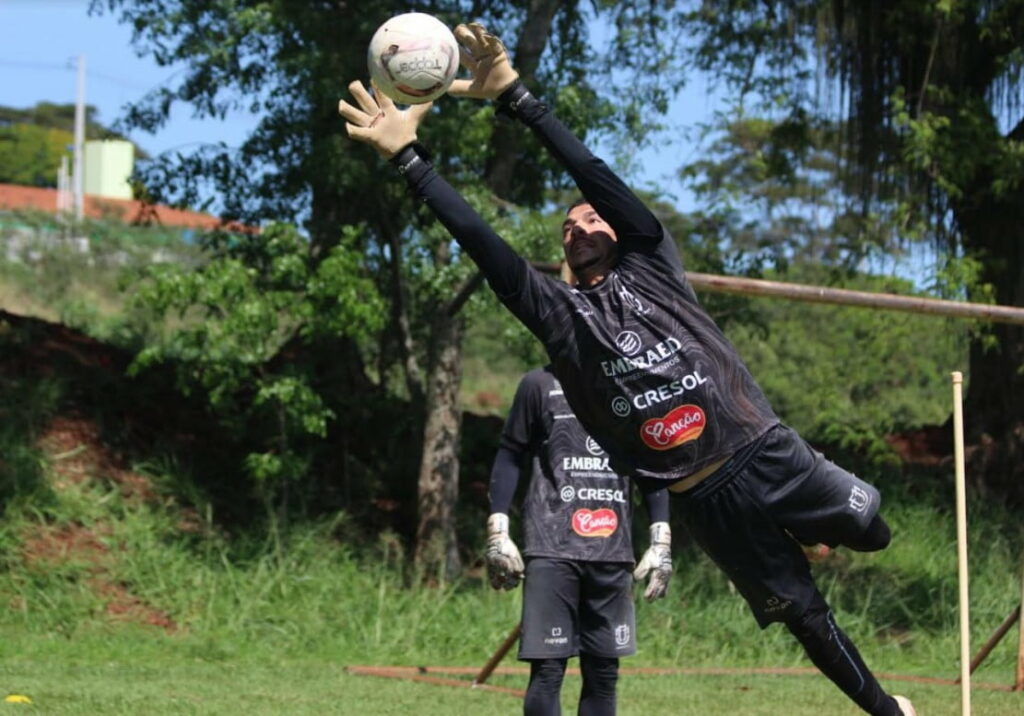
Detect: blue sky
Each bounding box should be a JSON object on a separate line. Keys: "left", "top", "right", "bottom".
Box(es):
{"left": 0, "top": 0, "right": 710, "bottom": 209}
{"left": 0, "top": 0, "right": 260, "bottom": 156}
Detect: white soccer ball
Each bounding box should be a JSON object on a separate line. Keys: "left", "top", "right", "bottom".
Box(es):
{"left": 367, "top": 13, "right": 459, "bottom": 105}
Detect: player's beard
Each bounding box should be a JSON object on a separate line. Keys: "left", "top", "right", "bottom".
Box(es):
{"left": 566, "top": 232, "right": 615, "bottom": 276}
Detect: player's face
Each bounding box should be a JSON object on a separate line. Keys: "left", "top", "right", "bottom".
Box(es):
{"left": 561, "top": 203, "right": 618, "bottom": 277}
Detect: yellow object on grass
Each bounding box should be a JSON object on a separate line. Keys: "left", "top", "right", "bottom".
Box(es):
{"left": 3, "top": 695, "right": 32, "bottom": 704}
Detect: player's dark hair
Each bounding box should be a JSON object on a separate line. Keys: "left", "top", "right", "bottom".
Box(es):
{"left": 566, "top": 197, "right": 590, "bottom": 214}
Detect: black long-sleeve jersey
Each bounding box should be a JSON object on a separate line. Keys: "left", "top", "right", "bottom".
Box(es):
{"left": 491, "top": 367, "right": 638, "bottom": 563}
{"left": 397, "top": 88, "right": 779, "bottom": 484}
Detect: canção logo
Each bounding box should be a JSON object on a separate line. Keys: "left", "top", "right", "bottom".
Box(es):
{"left": 572, "top": 508, "right": 618, "bottom": 537}
{"left": 640, "top": 404, "right": 706, "bottom": 450}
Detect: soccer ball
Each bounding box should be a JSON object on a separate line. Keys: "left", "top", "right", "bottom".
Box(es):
{"left": 367, "top": 13, "right": 459, "bottom": 105}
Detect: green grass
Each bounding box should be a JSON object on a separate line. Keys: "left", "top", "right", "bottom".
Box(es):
{"left": 1, "top": 470, "right": 1022, "bottom": 714}
{"left": 0, "top": 643, "right": 1021, "bottom": 714}
{"left": 0, "top": 270, "right": 1021, "bottom": 714}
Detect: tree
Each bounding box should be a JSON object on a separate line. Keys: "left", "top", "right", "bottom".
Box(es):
{"left": 681, "top": 0, "right": 1024, "bottom": 497}
{"left": 0, "top": 124, "right": 72, "bottom": 187}
{"left": 0, "top": 103, "right": 147, "bottom": 186}
{"left": 128, "top": 224, "right": 384, "bottom": 543}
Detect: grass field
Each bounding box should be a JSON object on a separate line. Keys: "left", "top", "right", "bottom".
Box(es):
{"left": 1, "top": 473, "right": 1022, "bottom": 714}
{"left": 1, "top": 637, "right": 1022, "bottom": 714}
{"left": 1, "top": 240, "right": 1021, "bottom": 714}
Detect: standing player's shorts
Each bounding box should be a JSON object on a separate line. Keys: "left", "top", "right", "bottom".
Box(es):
{"left": 674, "top": 424, "right": 882, "bottom": 628}
{"left": 518, "top": 558, "right": 637, "bottom": 660}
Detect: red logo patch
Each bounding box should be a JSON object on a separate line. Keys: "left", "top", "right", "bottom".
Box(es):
{"left": 641, "top": 404, "right": 706, "bottom": 451}
{"left": 572, "top": 508, "right": 618, "bottom": 537}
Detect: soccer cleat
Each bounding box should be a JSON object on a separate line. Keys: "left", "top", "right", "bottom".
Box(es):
{"left": 893, "top": 695, "right": 916, "bottom": 716}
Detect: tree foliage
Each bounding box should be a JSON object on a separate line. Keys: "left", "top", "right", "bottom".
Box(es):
{"left": 677, "top": 0, "right": 1024, "bottom": 493}
{"left": 0, "top": 124, "right": 73, "bottom": 187}
{"left": 0, "top": 102, "right": 147, "bottom": 186}
{"left": 128, "top": 223, "right": 384, "bottom": 532}
{"left": 88, "top": 0, "right": 701, "bottom": 570}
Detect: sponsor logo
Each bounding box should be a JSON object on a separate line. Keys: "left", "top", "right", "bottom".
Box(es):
{"left": 632, "top": 370, "right": 710, "bottom": 410}
{"left": 583, "top": 488, "right": 625, "bottom": 502}
{"left": 848, "top": 485, "right": 871, "bottom": 513}
{"left": 601, "top": 337, "right": 683, "bottom": 378}
{"left": 764, "top": 596, "right": 793, "bottom": 615}
{"left": 572, "top": 508, "right": 618, "bottom": 537}
{"left": 618, "top": 286, "right": 651, "bottom": 315}
{"left": 611, "top": 396, "right": 632, "bottom": 417}
{"left": 561, "top": 456, "right": 611, "bottom": 472}
{"left": 614, "top": 624, "right": 631, "bottom": 647}
{"left": 614, "top": 330, "right": 642, "bottom": 356}
{"left": 544, "top": 626, "right": 569, "bottom": 645}
{"left": 560, "top": 485, "right": 626, "bottom": 503}
{"left": 585, "top": 436, "right": 605, "bottom": 456}
{"left": 640, "top": 405, "right": 706, "bottom": 451}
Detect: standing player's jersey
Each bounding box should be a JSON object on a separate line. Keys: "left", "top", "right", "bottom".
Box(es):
{"left": 501, "top": 367, "right": 634, "bottom": 563}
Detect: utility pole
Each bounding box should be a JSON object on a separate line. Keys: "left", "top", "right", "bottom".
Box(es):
{"left": 57, "top": 155, "right": 71, "bottom": 215}
{"left": 73, "top": 54, "right": 86, "bottom": 222}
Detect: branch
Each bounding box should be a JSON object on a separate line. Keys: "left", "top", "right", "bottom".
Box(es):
{"left": 485, "top": 0, "right": 563, "bottom": 198}
{"left": 1007, "top": 114, "right": 1024, "bottom": 143}
{"left": 445, "top": 271, "right": 486, "bottom": 317}
{"left": 379, "top": 217, "right": 424, "bottom": 403}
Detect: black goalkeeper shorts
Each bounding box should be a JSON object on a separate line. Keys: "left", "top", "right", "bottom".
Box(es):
{"left": 674, "top": 424, "right": 882, "bottom": 627}
{"left": 518, "top": 557, "right": 637, "bottom": 660}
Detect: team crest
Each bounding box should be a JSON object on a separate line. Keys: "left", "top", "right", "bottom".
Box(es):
{"left": 614, "top": 624, "right": 631, "bottom": 647}
{"left": 848, "top": 485, "right": 871, "bottom": 513}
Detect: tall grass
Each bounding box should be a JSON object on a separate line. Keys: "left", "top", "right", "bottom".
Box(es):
{"left": 1, "top": 462, "right": 1021, "bottom": 686}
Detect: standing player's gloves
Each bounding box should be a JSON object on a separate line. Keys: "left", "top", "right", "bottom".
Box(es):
{"left": 449, "top": 23, "right": 520, "bottom": 100}
{"left": 634, "top": 522, "right": 672, "bottom": 601}
{"left": 485, "top": 513, "right": 524, "bottom": 590}
{"left": 338, "top": 80, "right": 432, "bottom": 159}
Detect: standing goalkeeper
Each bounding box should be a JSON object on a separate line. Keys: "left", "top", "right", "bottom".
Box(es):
{"left": 339, "top": 22, "right": 914, "bottom": 716}
{"left": 486, "top": 364, "right": 671, "bottom": 716}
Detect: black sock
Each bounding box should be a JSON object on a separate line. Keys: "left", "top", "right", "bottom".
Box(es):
{"left": 524, "top": 658, "right": 567, "bottom": 716}
{"left": 786, "top": 594, "right": 899, "bottom": 715}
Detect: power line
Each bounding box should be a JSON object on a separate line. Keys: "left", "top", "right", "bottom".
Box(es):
{"left": 0, "top": 58, "right": 67, "bottom": 71}
{"left": 0, "top": 58, "right": 147, "bottom": 90}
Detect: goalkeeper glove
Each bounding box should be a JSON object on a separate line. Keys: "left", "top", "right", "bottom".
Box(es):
{"left": 449, "top": 23, "right": 520, "bottom": 100}
{"left": 634, "top": 522, "right": 672, "bottom": 601}
{"left": 338, "top": 80, "right": 432, "bottom": 159}
{"left": 485, "top": 513, "right": 524, "bottom": 590}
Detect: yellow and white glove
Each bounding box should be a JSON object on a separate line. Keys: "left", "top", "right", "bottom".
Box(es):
{"left": 634, "top": 522, "right": 672, "bottom": 601}
{"left": 449, "top": 23, "right": 520, "bottom": 100}
{"left": 338, "top": 80, "right": 432, "bottom": 159}
{"left": 485, "top": 513, "right": 524, "bottom": 590}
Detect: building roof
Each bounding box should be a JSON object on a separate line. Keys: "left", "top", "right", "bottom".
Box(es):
{"left": 0, "top": 183, "right": 250, "bottom": 232}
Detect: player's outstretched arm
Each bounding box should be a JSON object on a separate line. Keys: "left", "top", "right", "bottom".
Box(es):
{"left": 448, "top": 23, "right": 519, "bottom": 100}
{"left": 338, "top": 80, "right": 431, "bottom": 159}
{"left": 449, "top": 23, "right": 662, "bottom": 247}
{"left": 338, "top": 80, "right": 558, "bottom": 335}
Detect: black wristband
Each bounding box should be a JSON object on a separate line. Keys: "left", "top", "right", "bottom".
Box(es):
{"left": 389, "top": 142, "right": 432, "bottom": 175}
{"left": 495, "top": 81, "right": 540, "bottom": 120}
